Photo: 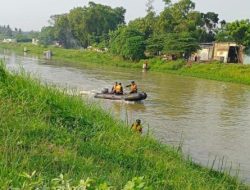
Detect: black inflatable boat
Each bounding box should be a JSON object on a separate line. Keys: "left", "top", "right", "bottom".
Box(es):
{"left": 94, "top": 92, "right": 147, "bottom": 101}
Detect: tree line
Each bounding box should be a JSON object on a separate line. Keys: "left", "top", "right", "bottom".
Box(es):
{"left": 39, "top": 2, "right": 125, "bottom": 49}
{"left": 0, "top": 25, "right": 39, "bottom": 42}
{"left": 3, "top": 0, "right": 250, "bottom": 61}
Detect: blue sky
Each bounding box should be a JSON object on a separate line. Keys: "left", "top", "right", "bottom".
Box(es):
{"left": 0, "top": 0, "right": 250, "bottom": 31}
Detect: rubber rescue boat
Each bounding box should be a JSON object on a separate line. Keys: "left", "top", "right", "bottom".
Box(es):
{"left": 94, "top": 88, "right": 147, "bottom": 101}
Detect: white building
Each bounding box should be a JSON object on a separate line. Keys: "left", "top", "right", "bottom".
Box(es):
{"left": 32, "top": 38, "right": 39, "bottom": 45}
{"left": 3, "top": 38, "right": 17, "bottom": 43}
{"left": 192, "top": 42, "right": 246, "bottom": 64}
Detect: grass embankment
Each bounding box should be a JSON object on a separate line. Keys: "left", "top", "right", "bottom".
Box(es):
{"left": 149, "top": 59, "right": 250, "bottom": 85}
{"left": 0, "top": 63, "right": 248, "bottom": 189}
{"left": 0, "top": 43, "right": 142, "bottom": 69}
{"left": 1, "top": 43, "right": 250, "bottom": 86}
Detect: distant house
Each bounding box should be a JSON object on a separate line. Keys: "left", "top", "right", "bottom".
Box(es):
{"left": 32, "top": 38, "right": 39, "bottom": 45}
{"left": 214, "top": 42, "right": 244, "bottom": 63}
{"left": 196, "top": 43, "right": 214, "bottom": 61}
{"left": 192, "top": 42, "right": 246, "bottom": 64}
{"left": 3, "top": 38, "right": 17, "bottom": 43}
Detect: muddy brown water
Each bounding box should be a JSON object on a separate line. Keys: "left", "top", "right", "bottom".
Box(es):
{"left": 1, "top": 49, "right": 250, "bottom": 183}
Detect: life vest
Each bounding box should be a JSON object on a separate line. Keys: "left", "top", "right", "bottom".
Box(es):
{"left": 131, "top": 123, "right": 142, "bottom": 133}
{"left": 112, "top": 84, "right": 117, "bottom": 91}
{"left": 131, "top": 84, "right": 137, "bottom": 93}
{"left": 115, "top": 84, "right": 122, "bottom": 93}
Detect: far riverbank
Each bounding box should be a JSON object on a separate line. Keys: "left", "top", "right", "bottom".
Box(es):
{"left": 1, "top": 42, "right": 250, "bottom": 85}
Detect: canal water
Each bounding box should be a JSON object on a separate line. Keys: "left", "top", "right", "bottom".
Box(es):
{"left": 1, "top": 49, "right": 250, "bottom": 183}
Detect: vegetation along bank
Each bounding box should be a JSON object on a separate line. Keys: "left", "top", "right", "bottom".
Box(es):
{"left": 1, "top": 42, "right": 250, "bottom": 86}
{"left": 0, "top": 62, "right": 249, "bottom": 189}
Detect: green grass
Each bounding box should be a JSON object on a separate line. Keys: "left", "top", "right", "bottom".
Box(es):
{"left": 177, "top": 62, "right": 250, "bottom": 85}
{"left": 145, "top": 58, "right": 250, "bottom": 85}
{"left": 0, "top": 62, "right": 249, "bottom": 189}
{"left": 0, "top": 42, "right": 142, "bottom": 69}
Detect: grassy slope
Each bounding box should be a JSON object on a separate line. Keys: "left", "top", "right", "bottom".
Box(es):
{"left": 0, "top": 63, "right": 248, "bottom": 189}
{"left": 150, "top": 61, "right": 250, "bottom": 85}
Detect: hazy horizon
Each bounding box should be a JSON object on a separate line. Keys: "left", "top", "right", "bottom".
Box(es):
{"left": 0, "top": 0, "right": 250, "bottom": 31}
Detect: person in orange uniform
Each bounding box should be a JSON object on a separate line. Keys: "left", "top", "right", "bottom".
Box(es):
{"left": 126, "top": 81, "right": 137, "bottom": 94}
{"left": 131, "top": 119, "right": 142, "bottom": 133}
{"left": 111, "top": 82, "right": 118, "bottom": 94}
{"left": 115, "top": 83, "right": 123, "bottom": 95}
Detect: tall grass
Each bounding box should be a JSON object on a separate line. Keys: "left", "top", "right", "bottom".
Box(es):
{"left": 177, "top": 62, "right": 250, "bottom": 85}
{"left": 141, "top": 58, "right": 250, "bottom": 85}
{"left": 0, "top": 62, "right": 248, "bottom": 189}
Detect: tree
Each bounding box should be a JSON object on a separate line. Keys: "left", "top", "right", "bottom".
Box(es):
{"left": 109, "top": 26, "right": 146, "bottom": 61}
{"left": 146, "top": 0, "right": 154, "bottom": 14}
{"left": 53, "top": 14, "right": 77, "bottom": 48}
{"left": 163, "top": 32, "right": 199, "bottom": 57}
{"left": 16, "top": 34, "right": 32, "bottom": 42}
{"left": 157, "top": 0, "right": 196, "bottom": 33}
{"left": 28, "top": 31, "right": 40, "bottom": 39}
{"left": 68, "top": 7, "right": 88, "bottom": 47}
{"left": 162, "top": 0, "right": 171, "bottom": 6}
{"left": 40, "top": 2, "right": 126, "bottom": 48}
{"left": 146, "top": 35, "right": 165, "bottom": 55}
{"left": 6, "top": 25, "right": 13, "bottom": 37}
{"left": 0, "top": 25, "right": 13, "bottom": 39}
{"left": 216, "top": 19, "right": 250, "bottom": 49}
{"left": 39, "top": 26, "right": 55, "bottom": 45}
{"left": 128, "top": 11, "right": 157, "bottom": 38}
{"left": 196, "top": 12, "right": 219, "bottom": 42}
{"left": 202, "top": 12, "right": 219, "bottom": 32}
{"left": 169, "top": 0, "right": 195, "bottom": 22}
{"left": 68, "top": 2, "right": 126, "bottom": 48}
{"left": 156, "top": 0, "right": 220, "bottom": 44}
